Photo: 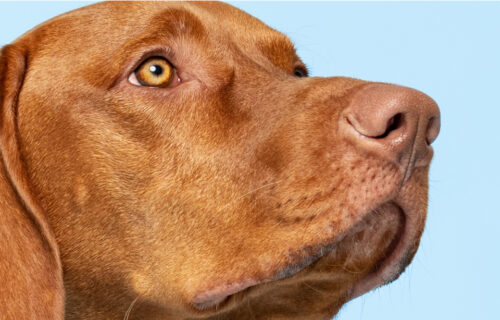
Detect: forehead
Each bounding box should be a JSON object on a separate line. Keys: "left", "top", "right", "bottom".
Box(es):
{"left": 14, "top": 1, "right": 301, "bottom": 92}
{"left": 18, "top": 1, "right": 297, "bottom": 71}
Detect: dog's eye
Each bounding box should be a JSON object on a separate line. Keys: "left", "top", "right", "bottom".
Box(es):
{"left": 129, "top": 57, "right": 177, "bottom": 87}
{"left": 294, "top": 67, "right": 308, "bottom": 78}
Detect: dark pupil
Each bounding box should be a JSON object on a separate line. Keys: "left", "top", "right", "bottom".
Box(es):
{"left": 149, "top": 64, "right": 163, "bottom": 76}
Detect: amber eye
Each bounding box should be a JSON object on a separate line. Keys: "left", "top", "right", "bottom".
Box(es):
{"left": 134, "top": 57, "right": 174, "bottom": 87}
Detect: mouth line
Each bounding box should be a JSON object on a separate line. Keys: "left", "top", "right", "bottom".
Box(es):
{"left": 192, "top": 201, "right": 409, "bottom": 312}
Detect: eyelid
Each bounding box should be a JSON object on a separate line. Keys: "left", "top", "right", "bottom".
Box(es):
{"left": 129, "top": 46, "right": 176, "bottom": 72}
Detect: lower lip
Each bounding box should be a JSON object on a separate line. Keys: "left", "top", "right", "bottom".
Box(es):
{"left": 192, "top": 202, "right": 408, "bottom": 312}
{"left": 349, "top": 203, "right": 408, "bottom": 299}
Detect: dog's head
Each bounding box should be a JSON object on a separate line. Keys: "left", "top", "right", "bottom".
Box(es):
{"left": 0, "top": 2, "right": 440, "bottom": 319}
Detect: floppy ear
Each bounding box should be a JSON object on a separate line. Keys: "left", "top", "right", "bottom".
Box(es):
{"left": 0, "top": 44, "right": 64, "bottom": 318}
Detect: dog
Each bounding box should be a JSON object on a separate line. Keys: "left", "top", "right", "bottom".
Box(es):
{"left": 0, "top": 2, "right": 440, "bottom": 319}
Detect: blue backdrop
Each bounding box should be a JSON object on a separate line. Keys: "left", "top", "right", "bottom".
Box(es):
{"left": 1, "top": 2, "right": 498, "bottom": 319}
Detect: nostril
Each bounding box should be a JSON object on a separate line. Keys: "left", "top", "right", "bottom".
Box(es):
{"left": 342, "top": 83, "right": 440, "bottom": 175}
{"left": 375, "top": 113, "right": 405, "bottom": 139}
{"left": 426, "top": 115, "right": 441, "bottom": 145}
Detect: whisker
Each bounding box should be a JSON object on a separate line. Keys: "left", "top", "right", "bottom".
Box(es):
{"left": 123, "top": 295, "right": 140, "bottom": 320}
{"left": 219, "top": 179, "right": 284, "bottom": 211}
{"left": 304, "top": 281, "right": 324, "bottom": 294}
{"left": 323, "top": 263, "right": 366, "bottom": 274}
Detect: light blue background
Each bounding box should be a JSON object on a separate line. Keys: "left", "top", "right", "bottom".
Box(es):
{"left": 1, "top": 1, "right": 499, "bottom": 319}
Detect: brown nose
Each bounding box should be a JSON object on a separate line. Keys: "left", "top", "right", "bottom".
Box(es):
{"left": 343, "top": 83, "right": 440, "bottom": 181}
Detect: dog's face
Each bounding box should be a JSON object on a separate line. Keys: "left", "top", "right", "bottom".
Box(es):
{"left": 5, "top": 2, "right": 439, "bottom": 319}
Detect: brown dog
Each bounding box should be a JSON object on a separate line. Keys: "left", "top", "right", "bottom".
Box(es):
{"left": 0, "top": 2, "right": 440, "bottom": 319}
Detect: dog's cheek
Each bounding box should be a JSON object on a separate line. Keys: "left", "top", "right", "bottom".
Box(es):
{"left": 16, "top": 85, "right": 178, "bottom": 303}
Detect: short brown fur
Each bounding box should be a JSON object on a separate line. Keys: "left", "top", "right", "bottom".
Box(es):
{"left": 0, "top": 2, "right": 436, "bottom": 319}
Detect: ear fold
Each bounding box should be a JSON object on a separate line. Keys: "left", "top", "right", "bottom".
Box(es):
{"left": 0, "top": 44, "right": 64, "bottom": 318}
